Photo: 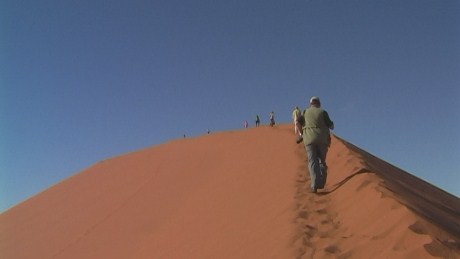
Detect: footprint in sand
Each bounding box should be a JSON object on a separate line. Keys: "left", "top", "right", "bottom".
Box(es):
{"left": 316, "top": 208, "right": 328, "bottom": 215}
{"left": 408, "top": 221, "right": 428, "bottom": 235}
{"left": 324, "top": 245, "right": 341, "bottom": 254}
{"left": 304, "top": 224, "right": 318, "bottom": 238}
{"left": 298, "top": 210, "right": 309, "bottom": 219}
{"left": 313, "top": 197, "right": 329, "bottom": 204}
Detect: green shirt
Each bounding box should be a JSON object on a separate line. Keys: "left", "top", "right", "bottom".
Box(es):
{"left": 302, "top": 106, "right": 334, "bottom": 145}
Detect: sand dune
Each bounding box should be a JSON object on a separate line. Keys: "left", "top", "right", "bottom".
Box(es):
{"left": 1, "top": 124, "right": 459, "bottom": 258}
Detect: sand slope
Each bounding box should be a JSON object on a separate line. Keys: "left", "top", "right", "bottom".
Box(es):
{"left": 1, "top": 125, "right": 459, "bottom": 258}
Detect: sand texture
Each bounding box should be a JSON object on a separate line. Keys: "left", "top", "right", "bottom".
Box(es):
{"left": 1, "top": 124, "right": 459, "bottom": 258}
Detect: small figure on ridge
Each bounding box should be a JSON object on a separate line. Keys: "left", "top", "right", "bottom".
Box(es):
{"left": 269, "top": 111, "right": 275, "bottom": 127}
{"left": 255, "top": 115, "right": 260, "bottom": 127}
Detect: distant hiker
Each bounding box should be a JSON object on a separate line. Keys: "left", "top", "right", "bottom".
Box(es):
{"left": 302, "top": 97, "right": 334, "bottom": 193}
{"left": 207, "top": 129, "right": 210, "bottom": 134}
{"left": 244, "top": 120, "right": 249, "bottom": 128}
{"left": 292, "top": 106, "right": 304, "bottom": 142}
{"left": 269, "top": 111, "right": 275, "bottom": 127}
{"left": 292, "top": 106, "right": 302, "bottom": 133}
{"left": 255, "top": 115, "right": 260, "bottom": 127}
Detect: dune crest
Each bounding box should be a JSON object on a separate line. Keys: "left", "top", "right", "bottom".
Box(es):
{"left": 1, "top": 125, "right": 459, "bottom": 258}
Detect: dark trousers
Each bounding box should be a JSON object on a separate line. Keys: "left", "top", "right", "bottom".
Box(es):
{"left": 305, "top": 143, "right": 328, "bottom": 190}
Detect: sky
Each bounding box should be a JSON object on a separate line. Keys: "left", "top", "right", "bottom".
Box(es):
{"left": 1, "top": 0, "right": 459, "bottom": 212}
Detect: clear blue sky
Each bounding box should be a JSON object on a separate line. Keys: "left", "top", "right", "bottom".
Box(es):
{"left": 1, "top": 0, "right": 459, "bottom": 212}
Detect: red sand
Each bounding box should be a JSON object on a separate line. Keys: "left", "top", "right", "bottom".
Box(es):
{"left": 1, "top": 124, "right": 459, "bottom": 258}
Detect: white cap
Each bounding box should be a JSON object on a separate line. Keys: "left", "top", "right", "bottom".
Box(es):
{"left": 310, "top": 96, "right": 320, "bottom": 104}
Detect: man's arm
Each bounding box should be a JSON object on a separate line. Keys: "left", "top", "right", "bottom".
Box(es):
{"left": 323, "top": 111, "right": 334, "bottom": 130}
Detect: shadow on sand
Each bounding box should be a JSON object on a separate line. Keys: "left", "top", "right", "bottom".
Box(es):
{"left": 318, "top": 168, "right": 373, "bottom": 195}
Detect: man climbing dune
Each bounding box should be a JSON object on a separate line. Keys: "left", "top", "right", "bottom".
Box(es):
{"left": 302, "top": 96, "right": 334, "bottom": 193}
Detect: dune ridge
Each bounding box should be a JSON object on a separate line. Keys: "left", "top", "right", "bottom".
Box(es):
{"left": 1, "top": 124, "right": 459, "bottom": 258}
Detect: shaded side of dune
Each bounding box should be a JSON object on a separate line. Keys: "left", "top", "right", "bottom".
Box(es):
{"left": 335, "top": 135, "right": 460, "bottom": 238}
